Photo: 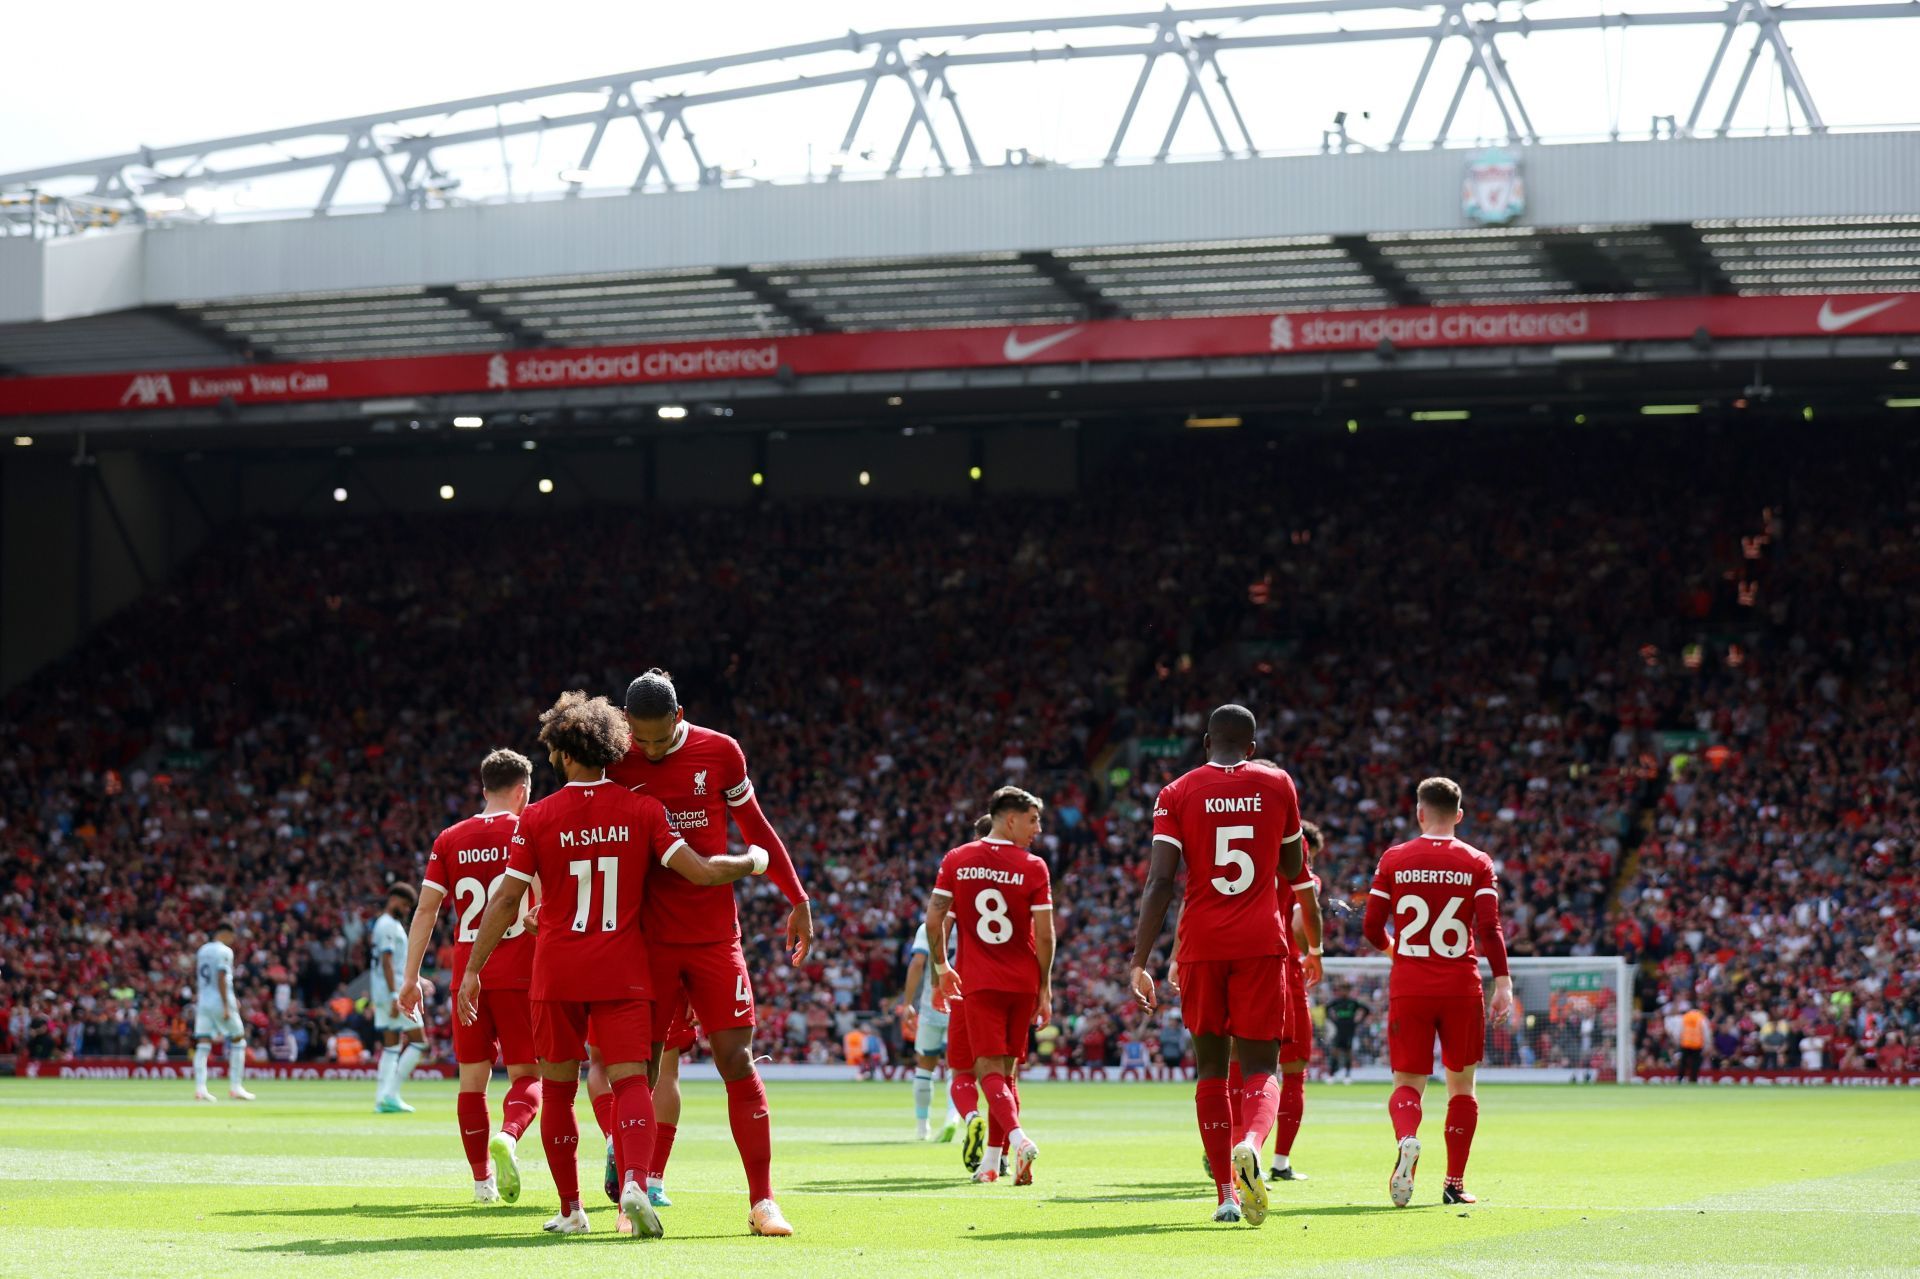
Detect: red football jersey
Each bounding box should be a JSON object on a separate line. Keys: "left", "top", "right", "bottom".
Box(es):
{"left": 607, "top": 722, "right": 756, "bottom": 946}
{"left": 424, "top": 810, "right": 533, "bottom": 990}
{"left": 932, "top": 838, "right": 1052, "bottom": 995}
{"left": 1153, "top": 760, "right": 1306, "bottom": 964}
{"left": 504, "top": 777, "right": 687, "bottom": 1002}
{"left": 1368, "top": 834, "right": 1502, "bottom": 998}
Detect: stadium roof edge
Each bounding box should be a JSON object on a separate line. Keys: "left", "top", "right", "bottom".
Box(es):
{"left": 4, "top": 133, "right": 1918, "bottom": 329}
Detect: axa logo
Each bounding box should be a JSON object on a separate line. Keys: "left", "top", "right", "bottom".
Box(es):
{"left": 693, "top": 769, "right": 708, "bottom": 797}
{"left": 121, "top": 374, "right": 176, "bottom": 406}
{"left": 1268, "top": 314, "right": 1294, "bottom": 351}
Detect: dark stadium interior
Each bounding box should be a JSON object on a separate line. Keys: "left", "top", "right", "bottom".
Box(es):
{"left": 4, "top": 416, "right": 1912, "bottom": 1075}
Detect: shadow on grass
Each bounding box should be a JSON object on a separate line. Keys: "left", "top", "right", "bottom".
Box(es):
{"left": 242, "top": 1227, "right": 742, "bottom": 1255}
{"left": 219, "top": 1203, "right": 551, "bottom": 1222}
{"left": 791, "top": 1177, "right": 967, "bottom": 1193}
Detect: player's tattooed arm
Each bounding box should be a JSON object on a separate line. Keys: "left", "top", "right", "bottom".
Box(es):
{"left": 1128, "top": 837, "right": 1183, "bottom": 1011}
{"left": 925, "top": 890, "right": 959, "bottom": 1010}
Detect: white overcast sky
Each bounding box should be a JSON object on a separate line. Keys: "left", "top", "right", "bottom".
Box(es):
{"left": 3, "top": 0, "right": 1915, "bottom": 204}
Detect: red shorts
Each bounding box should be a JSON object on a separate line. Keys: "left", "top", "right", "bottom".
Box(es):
{"left": 947, "top": 996, "right": 975, "bottom": 1072}
{"left": 453, "top": 986, "right": 535, "bottom": 1066}
{"left": 661, "top": 995, "right": 698, "bottom": 1054}
{"left": 533, "top": 997, "right": 653, "bottom": 1065}
{"left": 650, "top": 940, "right": 755, "bottom": 1033}
{"left": 963, "top": 988, "right": 1036, "bottom": 1059}
{"left": 1388, "top": 994, "right": 1485, "bottom": 1075}
{"left": 1279, "top": 960, "right": 1313, "bottom": 1064}
{"left": 1179, "top": 954, "right": 1287, "bottom": 1041}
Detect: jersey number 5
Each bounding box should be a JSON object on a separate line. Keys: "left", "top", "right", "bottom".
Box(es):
{"left": 1394, "top": 895, "right": 1469, "bottom": 959}
{"left": 1211, "top": 825, "right": 1256, "bottom": 896}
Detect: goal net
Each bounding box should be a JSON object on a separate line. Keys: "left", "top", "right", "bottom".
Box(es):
{"left": 1317, "top": 955, "right": 1632, "bottom": 1083}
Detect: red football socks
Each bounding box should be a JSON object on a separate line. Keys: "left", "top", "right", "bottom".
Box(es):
{"left": 981, "top": 1071, "right": 1020, "bottom": 1144}
{"left": 540, "top": 1077, "right": 582, "bottom": 1214}
{"left": 1226, "top": 1060, "right": 1245, "bottom": 1139}
{"left": 456, "top": 1090, "right": 491, "bottom": 1180}
{"left": 1240, "top": 1070, "right": 1280, "bottom": 1150}
{"left": 1196, "top": 1076, "right": 1234, "bottom": 1200}
{"left": 951, "top": 1070, "right": 979, "bottom": 1118}
{"left": 1274, "top": 1070, "right": 1305, "bottom": 1156}
{"left": 500, "top": 1075, "right": 539, "bottom": 1141}
{"left": 611, "top": 1073, "right": 655, "bottom": 1190}
{"left": 1444, "top": 1094, "right": 1479, "bottom": 1183}
{"left": 1390, "top": 1085, "right": 1423, "bottom": 1142}
{"left": 725, "top": 1073, "right": 774, "bottom": 1204}
{"left": 650, "top": 1121, "right": 677, "bottom": 1181}
{"left": 590, "top": 1089, "right": 615, "bottom": 1140}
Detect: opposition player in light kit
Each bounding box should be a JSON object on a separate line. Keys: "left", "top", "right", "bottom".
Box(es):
{"left": 396, "top": 748, "right": 543, "bottom": 1205}
{"left": 191, "top": 921, "right": 252, "bottom": 1102}
{"left": 926, "top": 787, "right": 1054, "bottom": 1187}
{"left": 370, "top": 883, "right": 427, "bottom": 1113}
{"left": 1130, "top": 705, "right": 1308, "bottom": 1226}
{"left": 459, "top": 691, "right": 768, "bottom": 1240}
{"left": 900, "top": 914, "right": 962, "bottom": 1141}
{"left": 1363, "top": 776, "right": 1514, "bottom": 1207}
{"left": 609, "top": 669, "right": 810, "bottom": 1237}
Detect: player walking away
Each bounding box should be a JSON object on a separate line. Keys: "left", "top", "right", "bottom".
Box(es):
{"left": 371, "top": 883, "right": 427, "bottom": 1114}
{"left": 945, "top": 812, "right": 993, "bottom": 1171}
{"left": 1362, "top": 777, "right": 1513, "bottom": 1208}
{"left": 901, "top": 821, "right": 982, "bottom": 1145}
{"left": 458, "top": 691, "right": 767, "bottom": 1240}
{"left": 191, "top": 922, "right": 252, "bottom": 1101}
{"left": 1129, "top": 705, "right": 1307, "bottom": 1227}
{"left": 1272, "top": 819, "right": 1327, "bottom": 1183}
{"left": 610, "top": 669, "right": 811, "bottom": 1238}
{"left": 1324, "top": 986, "right": 1370, "bottom": 1081}
{"left": 396, "top": 748, "right": 543, "bottom": 1205}
{"left": 926, "top": 787, "right": 1054, "bottom": 1187}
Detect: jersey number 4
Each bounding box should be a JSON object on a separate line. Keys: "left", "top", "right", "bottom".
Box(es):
{"left": 1394, "top": 895, "right": 1469, "bottom": 959}
{"left": 454, "top": 877, "right": 531, "bottom": 943}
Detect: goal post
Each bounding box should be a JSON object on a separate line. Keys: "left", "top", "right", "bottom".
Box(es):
{"left": 1317, "top": 955, "right": 1633, "bottom": 1084}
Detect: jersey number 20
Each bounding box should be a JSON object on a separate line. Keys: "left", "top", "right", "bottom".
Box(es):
{"left": 454, "top": 876, "right": 531, "bottom": 943}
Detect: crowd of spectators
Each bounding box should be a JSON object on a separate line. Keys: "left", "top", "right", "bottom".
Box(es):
{"left": 1, "top": 421, "right": 1912, "bottom": 1078}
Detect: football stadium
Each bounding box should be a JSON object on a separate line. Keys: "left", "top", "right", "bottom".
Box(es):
{"left": 1, "top": 4, "right": 1916, "bottom": 1275}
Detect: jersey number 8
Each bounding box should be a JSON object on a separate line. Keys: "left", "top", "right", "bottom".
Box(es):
{"left": 1394, "top": 894, "right": 1469, "bottom": 959}
{"left": 974, "top": 888, "right": 1013, "bottom": 944}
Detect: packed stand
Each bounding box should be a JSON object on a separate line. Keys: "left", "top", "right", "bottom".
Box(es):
{"left": 1, "top": 422, "right": 1913, "bottom": 1076}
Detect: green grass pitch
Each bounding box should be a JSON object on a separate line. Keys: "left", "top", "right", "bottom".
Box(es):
{"left": 1, "top": 1078, "right": 1913, "bottom": 1277}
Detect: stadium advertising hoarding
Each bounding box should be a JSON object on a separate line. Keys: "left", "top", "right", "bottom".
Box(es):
{"left": 1, "top": 293, "right": 1915, "bottom": 418}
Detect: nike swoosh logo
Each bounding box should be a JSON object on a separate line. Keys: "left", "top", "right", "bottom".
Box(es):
{"left": 1817, "top": 297, "right": 1901, "bottom": 332}
{"left": 1002, "top": 326, "right": 1084, "bottom": 362}
{"left": 462, "top": 1128, "right": 486, "bottom": 1135}
{"left": 734, "top": 1004, "right": 753, "bottom": 1019}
